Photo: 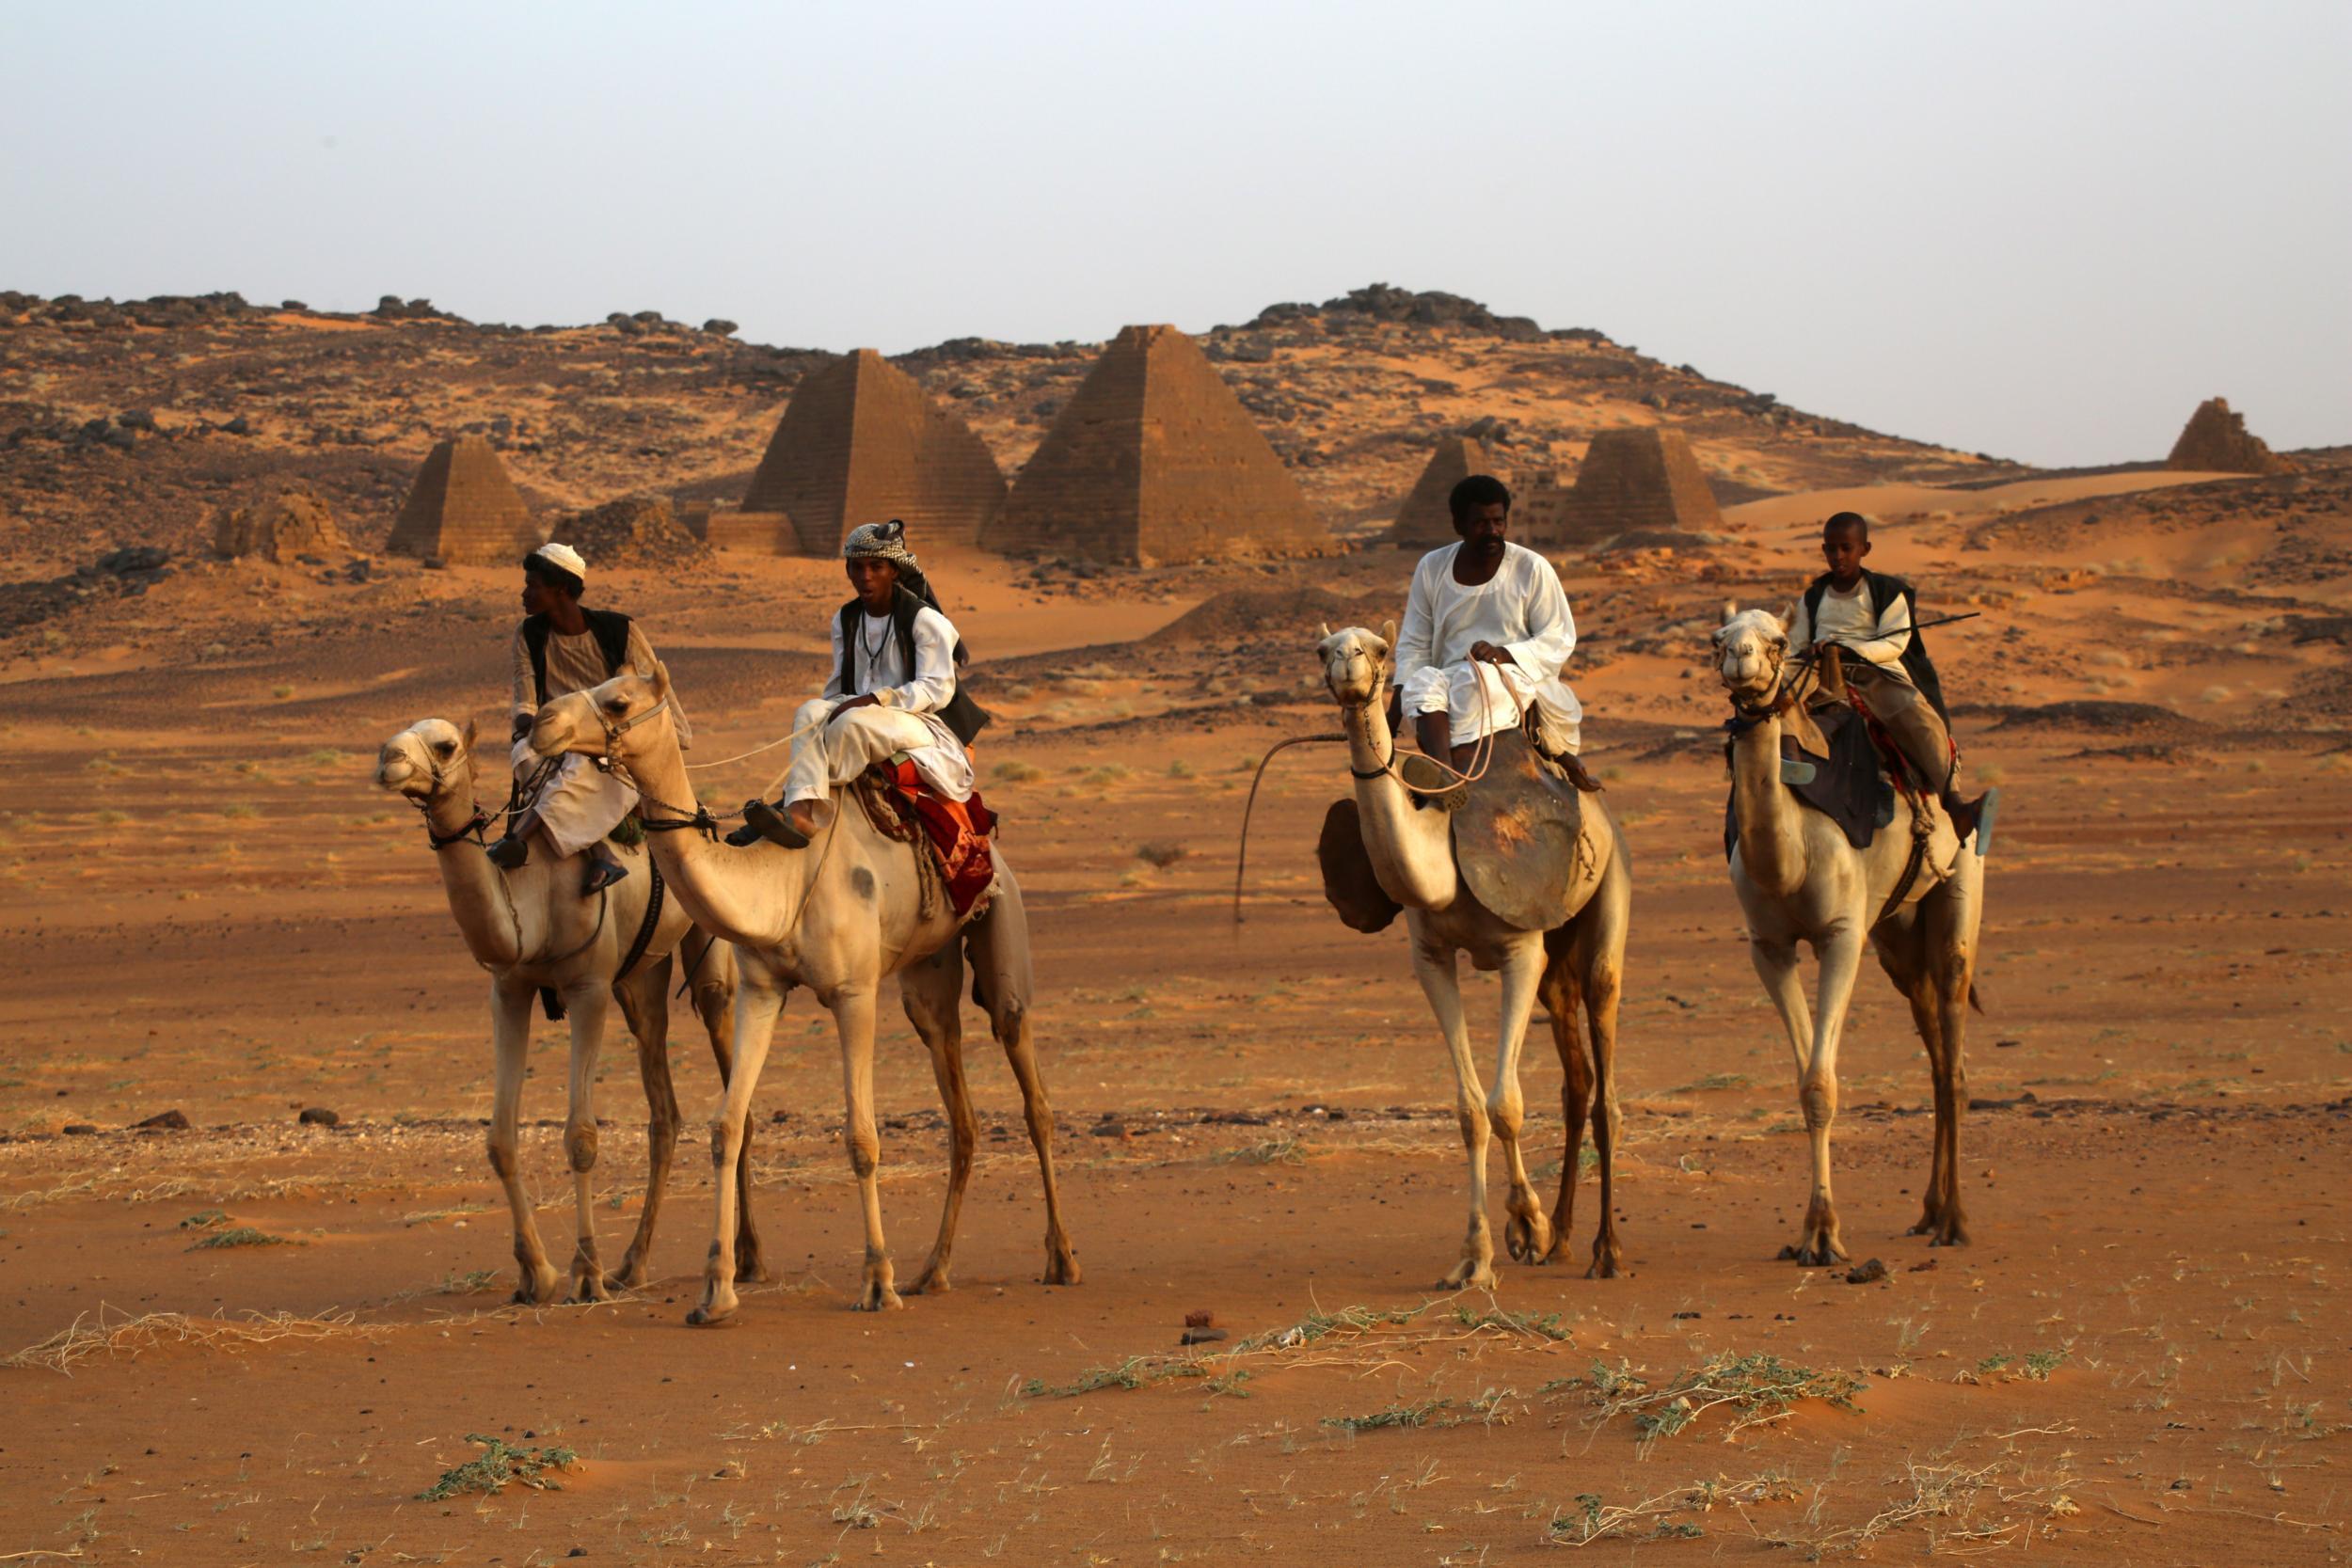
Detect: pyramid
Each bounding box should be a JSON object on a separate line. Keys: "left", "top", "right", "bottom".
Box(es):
{"left": 2166, "top": 397, "right": 2291, "bottom": 474}
{"left": 985, "top": 325, "right": 1329, "bottom": 564}
{"left": 1388, "top": 435, "right": 1502, "bottom": 549}
{"left": 1518, "top": 426, "right": 1722, "bottom": 544}
{"left": 733, "top": 349, "right": 1006, "bottom": 555}
{"left": 385, "top": 436, "right": 540, "bottom": 562}
{"left": 211, "top": 486, "right": 345, "bottom": 562}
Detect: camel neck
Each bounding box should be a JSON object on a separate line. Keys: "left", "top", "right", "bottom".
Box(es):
{"left": 620, "top": 713, "right": 804, "bottom": 951}
{"left": 1343, "top": 698, "right": 1456, "bottom": 910}
{"left": 1728, "top": 713, "right": 1806, "bottom": 897}
{"left": 428, "top": 770, "right": 522, "bottom": 968}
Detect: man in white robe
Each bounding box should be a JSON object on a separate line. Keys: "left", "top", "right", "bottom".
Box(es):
{"left": 1392, "top": 474, "right": 1586, "bottom": 774}
{"left": 731, "top": 520, "right": 986, "bottom": 848}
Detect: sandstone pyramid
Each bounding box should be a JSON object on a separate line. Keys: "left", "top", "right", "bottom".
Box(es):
{"left": 2166, "top": 397, "right": 2291, "bottom": 474}
{"left": 1519, "top": 426, "right": 1722, "bottom": 544}
{"left": 1388, "top": 435, "right": 1502, "bottom": 549}
{"left": 985, "top": 325, "right": 1329, "bottom": 564}
{"left": 732, "top": 349, "right": 1006, "bottom": 555}
{"left": 211, "top": 485, "right": 345, "bottom": 562}
{"left": 385, "top": 436, "right": 540, "bottom": 562}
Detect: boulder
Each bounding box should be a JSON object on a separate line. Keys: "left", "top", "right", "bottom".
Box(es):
{"left": 212, "top": 487, "right": 346, "bottom": 563}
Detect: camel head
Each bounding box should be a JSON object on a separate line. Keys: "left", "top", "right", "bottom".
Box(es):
{"left": 1713, "top": 603, "right": 1791, "bottom": 709}
{"left": 531, "top": 661, "right": 673, "bottom": 764}
{"left": 374, "top": 717, "right": 477, "bottom": 802}
{"left": 1317, "top": 620, "right": 1397, "bottom": 709}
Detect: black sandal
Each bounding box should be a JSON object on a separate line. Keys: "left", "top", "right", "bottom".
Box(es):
{"left": 485, "top": 834, "right": 530, "bottom": 869}
{"left": 727, "top": 798, "right": 810, "bottom": 849}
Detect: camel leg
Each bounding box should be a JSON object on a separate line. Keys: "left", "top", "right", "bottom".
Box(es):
{"left": 1410, "top": 930, "right": 1496, "bottom": 1291}
{"left": 487, "top": 977, "right": 562, "bottom": 1305}
{"left": 687, "top": 936, "right": 765, "bottom": 1283}
{"left": 1579, "top": 841, "right": 1632, "bottom": 1278}
{"left": 688, "top": 980, "right": 783, "bottom": 1326}
{"left": 1747, "top": 931, "right": 1815, "bottom": 1079}
{"left": 1789, "top": 922, "right": 1866, "bottom": 1266}
{"left": 607, "top": 955, "right": 680, "bottom": 1291}
{"left": 969, "top": 869, "right": 1079, "bottom": 1285}
{"left": 832, "top": 982, "right": 904, "bottom": 1311}
{"left": 899, "top": 949, "right": 977, "bottom": 1295}
{"left": 1490, "top": 937, "right": 1553, "bottom": 1266}
{"left": 1871, "top": 911, "right": 1947, "bottom": 1239}
{"left": 1536, "top": 957, "right": 1592, "bottom": 1267}
{"left": 1923, "top": 867, "right": 1982, "bottom": 1247}
{"left": 560, "top": 981, "right": 615, "bottom": 1303}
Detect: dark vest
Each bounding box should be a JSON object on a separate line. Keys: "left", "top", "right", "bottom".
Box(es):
{"left": 522, "top": 608, "right": 633, "bottom": 705}
{"left": 1802, "top": 570, "right": 1949, "bottom": 722}
{"left": 835, "top": 587, "right": 991, "bottom": 746}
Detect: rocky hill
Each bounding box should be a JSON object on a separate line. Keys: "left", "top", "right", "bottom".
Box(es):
{"left": 0, "top": 283, "right": 2019, "bottom": 579}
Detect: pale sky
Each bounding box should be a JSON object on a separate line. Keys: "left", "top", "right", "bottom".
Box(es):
{"left": 4, "top": 0, "right": 2345, "bottom": 467}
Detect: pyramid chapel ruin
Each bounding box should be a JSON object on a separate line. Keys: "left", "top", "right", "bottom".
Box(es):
{"left": 1518, "top": 426, "right": 1722, "bottom": 544}
{"left": 983, "top": 325, "right": 1330, "bottom": 565}
{"left": 2166, "top": 397, "right": 2292, "bottom": 475}
{"left": 1389, "top": 434, "right": 1502, "bottom": 549}
{"left": 704, "top": 349, "right": 1006, "bottom": 554}
{"left": 385, "top": 436, "right": 541, "bottom": 562}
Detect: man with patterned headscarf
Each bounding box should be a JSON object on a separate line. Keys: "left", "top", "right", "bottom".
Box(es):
{"left": 731, "top": 520, "right": 990, "bottom": 848}
{"left": 489, "top": 541, "right": 691, "bottom": 891}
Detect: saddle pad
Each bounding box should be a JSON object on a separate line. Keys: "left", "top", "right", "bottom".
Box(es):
{"left": 1723, "top": 702, "right": 1894, "bottom": 858}
{"left": 1317, "top": 798, "right": 1403, "bottom": 934}
{"left": 1452, "top": 727, "right": 1584, "bottom": 931}
{"left": 877, "top": 759, "right": 999, "bottom": 919}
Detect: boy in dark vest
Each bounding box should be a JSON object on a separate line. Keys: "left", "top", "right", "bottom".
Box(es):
{"left": 490, "top": 542, "right": 692, "bottom": 891}
{"left": 1787, "top": 512, "right": 1991, "bottom": 842}
{"left": 731, "top": 519, "right": 988, "bottom": 848}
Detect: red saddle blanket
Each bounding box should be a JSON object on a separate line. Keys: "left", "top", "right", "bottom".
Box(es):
{"left": 866, "top": 759, "right": 998, "bottom": 918}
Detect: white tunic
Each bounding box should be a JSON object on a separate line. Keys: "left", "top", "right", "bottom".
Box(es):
{"left": 783, "top": 601, "right": 975, "bottom": 808}
{"left": 1393, "top": 542, "right": 1582, "bottom": 749}
{"left": 1788, "top": 578, "right": 1914, "bottom": 683}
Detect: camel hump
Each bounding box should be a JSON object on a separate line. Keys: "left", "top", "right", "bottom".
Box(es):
{"left": 1317, "top": 798, "right": 1403, "bottom": 934}
{"left": 1452, "top": 727, "right": 1584, "bottom": 931}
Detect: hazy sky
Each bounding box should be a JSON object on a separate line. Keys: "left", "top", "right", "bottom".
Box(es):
{"left": 5, "top": 0, "right": 2345, "bottom": 467}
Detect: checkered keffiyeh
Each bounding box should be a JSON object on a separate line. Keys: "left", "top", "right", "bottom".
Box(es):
{"left": 842, "top": 518, "right": 918, "bottom": 570}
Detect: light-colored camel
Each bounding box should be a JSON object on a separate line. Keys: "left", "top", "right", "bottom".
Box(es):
{"left": 1712, "top": 606, "right": 1985, "bottom": 1264}
{"left": 1316, "top": 624, "right": 1634, "bottom": 1287}
{"left": 530, "top": 664, "right": 1080, "bottom": 1322}
{"left": 374, "top": 718, "right": 761, "bottom": 1303}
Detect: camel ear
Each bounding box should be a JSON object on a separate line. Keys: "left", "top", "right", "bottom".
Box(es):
{"left": 640, "top": 659, "right": 671, "bottom": 705}
{"left": 1720, "top": 601, "right": 1740, "bottom": 627}
{"left": 1379, "top": 617, "right": 1397, "bottom": 650}
{"left": 1774, "top": 601, "right": 1796, "bottom": 631}
{"left": 460, "top": 718, "right": 478, "bottom": 755}
{"left": 1318, "top": 621, "right": 1332, "bottom": 641}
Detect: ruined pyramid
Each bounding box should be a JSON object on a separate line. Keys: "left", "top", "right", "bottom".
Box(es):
{"left": 2166, "top": 397, "right": 2291, "bottom": 474}
{"left": 985, "top": 325, "right": 1329, "bottom": 564}
{"left": 1388, "top": 434, "right": 1502, "bottom": 549}
{"left": 385, "top": 436, "right": 540, "bottom": 563}
{"left": 1518, "top": 426, "right": 1722, "bottom": 544}
{"left": 724, "top": 349, "right": 1006, "bottom": 555}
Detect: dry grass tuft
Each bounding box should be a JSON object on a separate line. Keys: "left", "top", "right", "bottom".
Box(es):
{"left": 4, "top": 1306, "right": 388, "bottom": 1374}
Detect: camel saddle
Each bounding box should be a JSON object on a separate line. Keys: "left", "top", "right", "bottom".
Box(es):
{"left": 1722, "top": 699, "right": 1895, "bottom": 859}
{"left": 1450, "top": 726, "right": 1587, "bottom": 931}
{"left": 856, "top": 758, "right": 998, "bottom": 920}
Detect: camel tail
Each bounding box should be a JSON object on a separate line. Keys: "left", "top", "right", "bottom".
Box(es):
{"left": 1231, "top": 734, "right": 1347, "bottom": 928}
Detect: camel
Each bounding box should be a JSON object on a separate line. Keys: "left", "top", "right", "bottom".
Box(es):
{"left": 373, "top": 718, "right": 762, "bottom": 1304}
{"left": 529, "top": 663, "right": 1080, "bottom": 1322}
{"left": 1315, "top": 624, "right": 1633, "bottom": 1287}
{"left": 1711, "top": 606, "right": 1986, "bottom": 1264}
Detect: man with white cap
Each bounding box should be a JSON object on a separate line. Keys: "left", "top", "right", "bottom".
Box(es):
{"left": 730, "top": 519, "right": 988, "bottom": 848}
{"left": 489, "top": 541, "right": 691, "bottom": 892}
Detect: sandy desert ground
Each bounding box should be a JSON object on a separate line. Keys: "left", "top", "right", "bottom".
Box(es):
{"left": 3, "top": 300, "right": 2349, "bottom": 1564}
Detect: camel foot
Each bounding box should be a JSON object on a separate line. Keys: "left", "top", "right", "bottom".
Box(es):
{"left": 686, "top": 1284, "right": 739, "bottom": 1326}
{"left": 1587, "top": 1234, "right": 1626, "bottom": 1279}
{"left": 1928, "top": 1214, "right": 1972, "bottom": 1248}
{"left": 852, "top": 1281, "right": 906, "bottom": 1312}
{"left": 1439, "top": 1259, "right": 1498, "bottom": 1292}
{"left": 511, "top": 1265, "right": 564, "bottom": 1306}
{"left": 1504, "top": 1210, "right": 1554, "bottom": 1264}
{"left": 733, "top": 1244, "right": 773, "bottom": 1285}
{"left": 905, "top": 1260, "right": 952, "bottom": 1296}
{"left": 569, "top": 1273, "right": 613, "bottom": 1305}
{"left": 603, "top": 1250, "right": 650, "bottom": 1291}
{"left": 1905, "top": 1212, "right": 1938, "bottom": 1238}
{"left": 1777, "top": 1235, "right": 1849, "bottom": 1267}
{"left": 1042, "top": 1239, "right": 1081, "bottom": 1287}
